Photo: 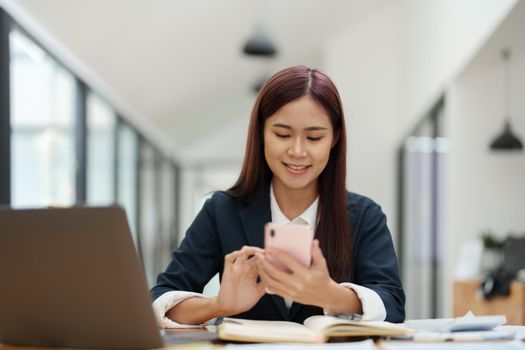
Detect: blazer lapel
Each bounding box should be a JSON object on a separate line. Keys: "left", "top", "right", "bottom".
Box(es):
{"left": 288, "top": 301, "right": 303, "bottom": 320}
{"left": 238, "top": 187, "right": 289, "bottom": 321}
{"left": 237, "top": 189, "right": 270, "bottom": 249}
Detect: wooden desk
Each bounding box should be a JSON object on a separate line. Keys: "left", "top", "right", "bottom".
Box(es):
{"left": 453, "top": 279, "right": 525, "bottom": 325}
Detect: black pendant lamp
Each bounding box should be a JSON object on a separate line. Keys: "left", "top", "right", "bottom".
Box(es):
{"left": 243, "top": 30, "right": 277, "bottom": 57}
{"left": 243, "top": 1, "right": 277, "bottom": 57}
{"left": 490, "top": 48, "right": 523, "bottom": 151}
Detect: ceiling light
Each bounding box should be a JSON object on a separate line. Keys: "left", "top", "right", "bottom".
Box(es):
{"left": 490, "top": 48, "right": 523, "bottom": 151}
{"left": 243, "top": 30, "right": 277, "bottom": 57}
{"left": 490, "top": 120, "right": 523, "bottom": 150}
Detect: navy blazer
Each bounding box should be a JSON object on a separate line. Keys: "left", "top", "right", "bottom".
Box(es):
{"left": 151, "top": 186, "right": 405, "bottom": 323}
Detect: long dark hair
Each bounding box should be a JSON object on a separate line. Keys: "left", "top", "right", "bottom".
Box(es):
{"left": 226, "top": 65, "right": 351, "bottom": 282}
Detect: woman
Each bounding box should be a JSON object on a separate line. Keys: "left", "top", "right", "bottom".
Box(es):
{"left": 151, "top": 66, "right": 405, "bottom": 327}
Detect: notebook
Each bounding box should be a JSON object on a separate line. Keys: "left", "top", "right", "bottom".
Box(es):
{"left": 0, "top": 206, "right": 216, "bottom": 349}
{"left": 217, "top": 316, "right": 414, "bottom": 343}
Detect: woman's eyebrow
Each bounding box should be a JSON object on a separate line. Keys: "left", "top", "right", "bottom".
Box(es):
{"left": 271, "top": 123, "right": 328, "bottom": 131}
{"left": 304, "top": 126, "right": 328, "bottom": 131}
{"left": 272, "top": 123, "right": 291, "bottom": 129}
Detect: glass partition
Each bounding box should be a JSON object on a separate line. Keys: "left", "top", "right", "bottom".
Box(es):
{"left": 10, "top": 29, "right": 75, "bottom": 208}
{"left": 158, "top": 159, "right": 176, "bottom": 272}
{"left": 6, "top": 20, "right": 179, "bottom": 279}
{"left": 86, "top": 92, "right": 116, "bottom": 205}
{"left": 117, "top": 122, "right": 139, "bottom": 243}
{"left": 139, "top": 143, "right": 159, "bottom": 286}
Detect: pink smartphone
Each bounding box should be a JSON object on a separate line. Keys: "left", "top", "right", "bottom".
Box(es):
{"left": 264, "top": 223, "right": 314, "bottom": 273}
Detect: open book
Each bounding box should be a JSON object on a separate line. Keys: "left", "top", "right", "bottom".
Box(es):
{"left": 217, "top": 316, "right": 414, "bottom": 343}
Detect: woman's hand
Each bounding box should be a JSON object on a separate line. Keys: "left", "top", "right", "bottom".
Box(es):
{"left": 256, "top": 240, "right": 362, "bottom": 314}
{"left": 213, "top": 246, "right": 266, "bottom": 316}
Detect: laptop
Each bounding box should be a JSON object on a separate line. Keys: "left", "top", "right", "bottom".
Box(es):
{"left": 0, "top": 206, "right": 216, "bottom": 349}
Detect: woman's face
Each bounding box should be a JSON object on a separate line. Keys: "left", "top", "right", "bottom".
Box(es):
{"left": 263, "top": 95, "right": 335, "bottom": 196}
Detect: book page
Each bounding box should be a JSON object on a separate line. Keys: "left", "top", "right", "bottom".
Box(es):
{"left": 304, "top": 316, "right": 408, "bottom": 332}
{"left": 226, "top": 339, "right": 376, "bottom": 349}
{"left": 304, "top": 315, "right": 360, "bottom": 333}
{"left": 303, "top": 316, "right": 413, "bottom": 337}
{"left": 219, "top": 318, "right": 322, "bottom": 343}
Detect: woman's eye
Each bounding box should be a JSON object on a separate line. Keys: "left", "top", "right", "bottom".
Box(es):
{"left": 307, "top": 136, "right": 322, "bottom": 141}
{"left": 275, "top": 133, "right": 290, "bottom": 139}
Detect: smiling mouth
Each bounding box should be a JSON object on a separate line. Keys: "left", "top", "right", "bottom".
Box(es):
{"left": 283, "top": 162, "right": 311, "bottom": 171}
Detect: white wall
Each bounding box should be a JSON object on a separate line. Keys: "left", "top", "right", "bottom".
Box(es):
{"left": 445, "top": 0, "right": 525, "bottom": 316}
{"left": 323, "top": 0, "right": 516, "bottom": 247}
{"left": 398, "top": 0, "right": 517, "bottom": 132}
{"left": 324, "top": 1, "right": 401, "bottom": 243}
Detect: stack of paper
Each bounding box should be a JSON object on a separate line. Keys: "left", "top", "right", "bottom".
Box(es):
{"left": 404, "top": 312, "right": 507, "bottom": 332}
{"left": 398, "top": 312, "right": 514, "bottom": 342}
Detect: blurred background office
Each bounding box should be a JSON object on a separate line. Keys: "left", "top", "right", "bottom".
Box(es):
{"left": 0, "top": 0, "right": 524, "bottom": 322}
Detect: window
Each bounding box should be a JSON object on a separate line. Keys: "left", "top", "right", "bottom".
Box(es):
{"left": 157, "top": 158, "right": 176, "bottom": 279}
{"left": 117, "top": 122, "right": 139, "bottom": 243}
{"left": 10, "top": 29, "right": 75, "bottom": 208}
{"left": 160, "top": 159, "right": 176, "bottom": 252}
{"left": 139, "top": 143, "right": 159, "bottom": 286}
{"left": 86, "top": 92, "right": 116, "bottom": 205}
{"left": 5, "top": 19, "right": 179, "bottom": 280}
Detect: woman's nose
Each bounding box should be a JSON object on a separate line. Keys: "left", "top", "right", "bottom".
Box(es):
{"left": 288, "top": 138, "right": 307, "bottom": 157}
